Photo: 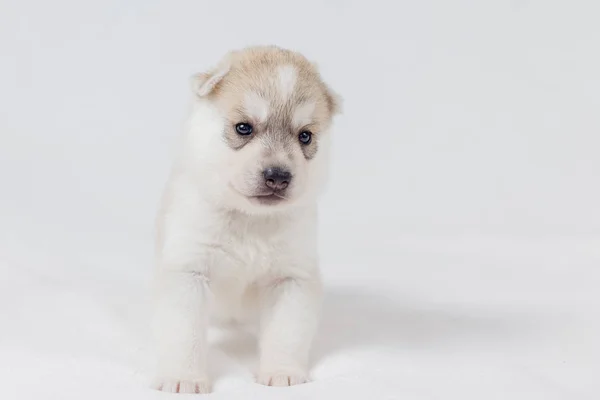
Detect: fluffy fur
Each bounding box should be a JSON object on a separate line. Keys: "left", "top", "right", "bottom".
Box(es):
{"left": 151, "top": 45, "right": 341, "bottom": 393}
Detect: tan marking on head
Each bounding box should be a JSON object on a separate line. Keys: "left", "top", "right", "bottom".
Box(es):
{"left": 276, "top": 65, "right": 297, "bottom": 101}
{"left": 243, "top": 92, "right": 270, "bottom": 123}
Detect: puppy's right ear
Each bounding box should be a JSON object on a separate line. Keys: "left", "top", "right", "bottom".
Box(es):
{"left": 190, "top": 55, "right": 232, "bottom": 97}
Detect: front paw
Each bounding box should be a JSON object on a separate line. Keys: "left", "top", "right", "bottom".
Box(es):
{"left": 257, "top": 370, "right": 308, "bottom": 387}
{"left": 152, "top": 377, "right": 211, "bottom": 394}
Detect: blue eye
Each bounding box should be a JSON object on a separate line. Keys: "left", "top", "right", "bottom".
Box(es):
{"left": 298, "top": 131, "right": 312, "bottom": 145}
{"left": 235, "top": 123, "right": 253, "bottom": 135}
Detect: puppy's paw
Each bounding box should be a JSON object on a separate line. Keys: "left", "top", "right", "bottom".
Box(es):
{"left": 257, "top": 371, "right": 308, "bottom": 387}
{"left": 152, "top": 377, "right": 211, "bottom": 394}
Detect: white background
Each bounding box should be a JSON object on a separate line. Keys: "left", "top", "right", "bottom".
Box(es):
{"left": 1, "top": 1, "right": 598, "bottom": 399}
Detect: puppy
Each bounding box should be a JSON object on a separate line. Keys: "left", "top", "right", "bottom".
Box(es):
{"left": 151, "top": 45, "right": 341, "bottom": 393}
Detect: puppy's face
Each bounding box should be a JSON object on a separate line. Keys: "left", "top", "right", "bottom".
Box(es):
{"left": 185, "top": 47, "right": 341, "bottom": 214}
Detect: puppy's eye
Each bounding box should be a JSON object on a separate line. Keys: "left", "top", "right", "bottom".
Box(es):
{"left": 235, "top": 123, "right": 253, "bottom": 136}
{"left": 298, "top": 131, "right": 312, "bottom": 145}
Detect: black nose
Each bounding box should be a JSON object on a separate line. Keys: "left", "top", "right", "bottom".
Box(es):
{"left": 263, "top": 167, "right": 292, "bottom": 191}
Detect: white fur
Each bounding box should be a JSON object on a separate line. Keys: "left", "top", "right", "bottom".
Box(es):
{"left": 244, "top": 92, "right": 270, "bottom": 123}
{"left": 151, "top": 92, "right": 331, "bottom": 392}
{"left": 293, "top": 101, "right": 316, "bottom": 127}
{"left": 276, "top": 65, "right": 297, "bottom": 101}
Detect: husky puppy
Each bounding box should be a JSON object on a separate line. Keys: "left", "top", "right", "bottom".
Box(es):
{"left": 152, "top": 45, "right": 341, "bottom": 393}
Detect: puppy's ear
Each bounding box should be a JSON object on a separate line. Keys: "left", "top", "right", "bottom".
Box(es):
{"left": 325, "top": 84, "right": 343, "bottom": 116}
{"left": 190, "top": 55, "right": 232, "bottom": 97}
{"left": 311, "top": 61, "right": 343, "bottom": 116}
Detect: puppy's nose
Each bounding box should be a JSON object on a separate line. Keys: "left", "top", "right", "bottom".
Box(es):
{"left": 263, "top": 167, "right": 292, "bottom": 191}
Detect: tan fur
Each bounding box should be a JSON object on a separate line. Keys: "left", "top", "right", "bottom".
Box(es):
{"left": 192, "top": 46, "right": 341, "bottom": 159}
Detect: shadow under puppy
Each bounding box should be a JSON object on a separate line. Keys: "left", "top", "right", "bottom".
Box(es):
{"left": 152, "top": 45, "right": 342, "bottom": 394}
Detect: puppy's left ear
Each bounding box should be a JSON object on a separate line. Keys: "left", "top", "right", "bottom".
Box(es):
{"left": 312, "top": 61, "right": 343, "bottom": 116}
{"left": 325, "top": 84, "right": 343, "bottom": 116}
{"left": 190, "top": 54, "right": 232, "bottom": 97}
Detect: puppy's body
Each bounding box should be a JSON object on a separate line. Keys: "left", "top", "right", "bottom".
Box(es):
{"left": 152, "top": 46, "right": 340, "bottom": 393}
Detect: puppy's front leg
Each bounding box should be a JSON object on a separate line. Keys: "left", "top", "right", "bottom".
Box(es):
{"left": 152, "top": 270, "right": 211, "bottom": 394}
{"left": 258, "top": 276, "right": 322, "bottom": 387}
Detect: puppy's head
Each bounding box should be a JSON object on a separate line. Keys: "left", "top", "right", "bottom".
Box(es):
{"left": 183, "top": 46, "right": 341, "bottom": 214}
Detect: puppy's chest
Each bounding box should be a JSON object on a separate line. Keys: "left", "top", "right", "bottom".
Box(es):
{"left": 202, "top": 218, "right": 293, "bottom": 280}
